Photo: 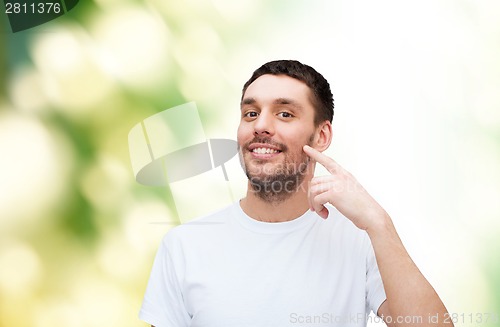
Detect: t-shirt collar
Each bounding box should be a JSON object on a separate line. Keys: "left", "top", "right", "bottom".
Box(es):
{"left": 232, "top": 201, "right": 317, "bottom": 234}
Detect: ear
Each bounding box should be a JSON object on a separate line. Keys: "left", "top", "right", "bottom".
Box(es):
{"left": 313, "top": 121, "right": 332, "bottom": 152}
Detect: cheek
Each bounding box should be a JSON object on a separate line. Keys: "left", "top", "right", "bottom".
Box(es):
{"left": 236, "top": 125, "right": 243, "bottom": 144}
{"left": 287, "top": 131, "right": 315, "bottom": 151}
{"left": 236, "top": 123, "right": 251, "bottom": 143}
{"left": 284, "top": 131, "right": 304, "bottom": 145}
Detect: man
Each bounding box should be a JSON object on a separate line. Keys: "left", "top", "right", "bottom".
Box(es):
{"left": 139, "top": 60, "right": 453, "bottom": 326}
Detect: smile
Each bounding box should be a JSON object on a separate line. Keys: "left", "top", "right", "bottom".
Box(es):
{"left": 252, "top": 147, "right": 280, "bottom": 154}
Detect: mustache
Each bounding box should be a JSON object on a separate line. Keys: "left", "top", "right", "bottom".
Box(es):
{"left": 242, "top": 137, "right": 288, "bottom": 152}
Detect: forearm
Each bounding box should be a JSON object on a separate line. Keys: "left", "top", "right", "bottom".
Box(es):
{"left": 303, "top": 146, "right": 453, "bottom": 325}
{"left": 367, "top": 212, "right": 453, "bottom": 326}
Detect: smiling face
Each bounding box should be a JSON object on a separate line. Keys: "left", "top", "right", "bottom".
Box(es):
{"left": 237, "top": 74, "right": 319, "bottom": 202}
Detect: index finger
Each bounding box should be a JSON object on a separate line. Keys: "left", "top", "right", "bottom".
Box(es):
{"left": 303, "top": 145, "right": 339, "bottom": 173}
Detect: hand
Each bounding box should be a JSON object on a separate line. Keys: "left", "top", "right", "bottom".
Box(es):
{"left": 303, "top": 145, "right": 387, "bottom": 231}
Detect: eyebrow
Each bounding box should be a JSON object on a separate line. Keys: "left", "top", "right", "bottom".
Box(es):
{"left": 241, "top": 97, "right": 303, "bottom": 110}
{"left": 241, "top": 97, "right": 256, "bottom": 106}
{"left": 273, "top": 98, "right": 303, "bottom": 110}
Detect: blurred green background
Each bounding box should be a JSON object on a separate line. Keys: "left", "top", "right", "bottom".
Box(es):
{"left": 1, "top": 0, "right": 499, "bottom": 326}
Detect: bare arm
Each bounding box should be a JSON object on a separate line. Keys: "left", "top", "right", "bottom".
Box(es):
{"left": 368, "top": 211, "right": 451, "bottom": 326}
{"left": 304, "top": 145, "right": 453, "bottom": 326}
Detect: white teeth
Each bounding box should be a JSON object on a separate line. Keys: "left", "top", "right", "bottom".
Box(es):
{"left": 252, "top": 147, "right": 279, "bottom": 154}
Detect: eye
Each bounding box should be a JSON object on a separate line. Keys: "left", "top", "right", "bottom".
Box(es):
{"left": 278, "top": 112, "right": 293, "bottom": 118}
{"left": 243, "top": 111, "right": 258, "bottom": 118}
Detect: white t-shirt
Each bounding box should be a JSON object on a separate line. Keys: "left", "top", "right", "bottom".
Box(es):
{"left": 139, "top": 202, "right": 386, "bottom": 327}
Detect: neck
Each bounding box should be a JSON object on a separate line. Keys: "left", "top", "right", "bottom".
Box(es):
{"left": 240, "top": 177, "right": 312, "bottom": 223}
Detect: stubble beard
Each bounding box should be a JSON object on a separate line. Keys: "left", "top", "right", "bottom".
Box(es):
{"left": 239, "top": 135, "right": 314, "bottom": 204}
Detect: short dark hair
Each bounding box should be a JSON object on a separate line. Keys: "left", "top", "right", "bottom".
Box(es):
{"left": 242, "top": 60, "right": 334, "bottom": 125}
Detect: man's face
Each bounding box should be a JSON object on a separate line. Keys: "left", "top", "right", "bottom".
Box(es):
{"left": 237, "top": 74, "right": 317, "bottom": 201}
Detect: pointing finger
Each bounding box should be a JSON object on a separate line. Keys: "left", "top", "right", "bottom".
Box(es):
{"left": 303, "top": 145, "right": 339, "bottom": 174}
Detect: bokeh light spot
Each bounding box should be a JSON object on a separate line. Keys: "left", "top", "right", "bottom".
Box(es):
{"left": 0, "top": 241, "right": 42, "bottom": 295}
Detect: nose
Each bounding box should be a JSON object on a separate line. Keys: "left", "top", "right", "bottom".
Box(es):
{"left": 253, "top": 111, "right": 274, "bottom": 136}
